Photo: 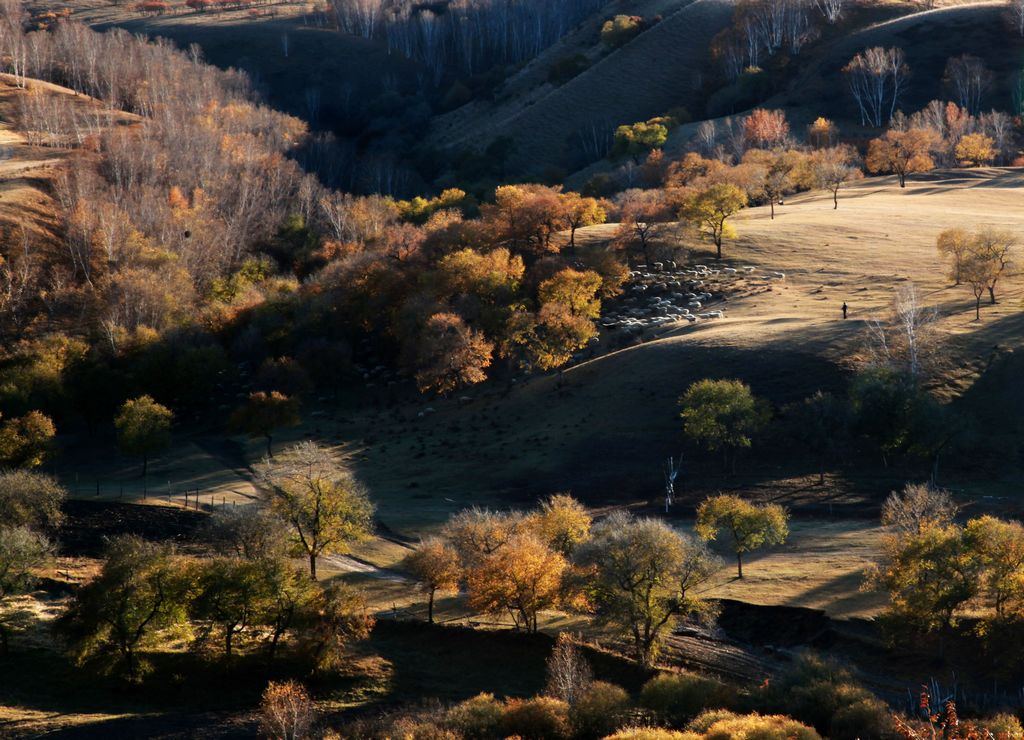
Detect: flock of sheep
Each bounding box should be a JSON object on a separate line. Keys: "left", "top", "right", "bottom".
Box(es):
{"left": 600, "top": 262, "right": 733, "bottom": 334}
{"left": 598, "top": 261, "right": 789, "bottom": 337}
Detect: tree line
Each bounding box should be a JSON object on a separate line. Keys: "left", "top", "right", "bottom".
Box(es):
{"left": 404, "top": 492, "right": 788, "bottom": 667}
{"left": 0, "top": 439, "right": 377, "bottom": 682}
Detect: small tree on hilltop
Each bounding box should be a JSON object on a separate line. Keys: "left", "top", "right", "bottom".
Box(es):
{"left": 680, "top": 183, "right": 747, "bottom": 259}
{"left": 679, "top": 379, "right": 770, "bottom": 473}
{"left": 229, "top": 391, "right": 300, "bottom": 458}
{"left": 257, "top": 442, "right": 375, "bottom": 580}
{"left": 404, "top": 536, "right": 461, "bottom": 623}
{"left": 695, "top": 494, "right": 789, "bottom": 578}
{"left": 114, "top": 395, "right": 173, "bottom": 479}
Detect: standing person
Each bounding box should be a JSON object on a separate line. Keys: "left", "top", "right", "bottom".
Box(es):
{"left": 841, "top": 301, "right": 848, "bottom": 319}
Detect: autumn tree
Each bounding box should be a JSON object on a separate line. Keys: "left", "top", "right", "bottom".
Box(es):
{"left": 465, "top": 532, "right": 567, "bottom": 632}
{"left": 811, "top": 145, "right": 862, "bottom": 209}
{"left": 114, "top": 395, "right": 173, "bottom": 479}
{"left": 189, "top": 556, "right": 278, "bottom": 659}
{"left": 259, "top": 681, "right": 317, "bottom": 740}
{"left": 481, "top": 184, "right": 569, "bottom": 256}
{"left": 613, "top": 188, "right": 677, "bottom": 265}
{"left": 559, "top": 192, "right": 607, "bottom": 252}
{"left": 743, "top": 149, "right": 804, "bottom": 219}
{"left": 60, "top": 536, "right": 190, "bottom": 681}
{"left": 963, "top": 516, "right": 1024, "bottom": 618}
{"left": 679, "top": 379, "right": 770, "bottom": 472}
{"left": 508, "top": 303, "right": 597, "bottom": 375}
{"left": 404, "top": 536, "right": 461, "bottom": 623}
{"left": 806, "top": 117, "right": 838, "bottom": 148}
{"left": 256, "top": 441, "right": 375, "bottom": 579}
{"left": 868, "top": 520, "right": 980, "bottom": 657}
{"left": 415, "top": 312, "right": 494, "bottom": 395}
{"left": 537, "top": 268, "right": 603, "bottom": 319}
{"left": 442, "top": 507, "right": 524, "bottom": 567}
{"left": 937, "top": 227, "right": 971, "bottom": 285}
{"left": 955, "top": 133, "right": 995, "bottom": 167}
{"left": 743, "top": 109, "right": 790, "bottom": 149}
{"left": 959, "top": 227, "right": 1015, "bottom": 319}
{"left": 0, "top": 525, "right": 53, "bottom": 654}
{"left": 0, "top": 410, "right": 56, "bottom": 468}
{"left": 680, "top": 183, "right": 747, "bottom": 259}
{"left": 865, "top": 128, "right": 937, "bottom": 187}
{"left": 202, "top": 505, "right": 290, "bottom": 562}
{"left": 601, "top": 14, "right": 643, "bottom": 48}
{"left": 576, "top": 511, "right": 720, "bottom": 666}
{"left": 297, "top": 581, "right": 374, "bottom": 670}
{"left": 881, "top": 483, "right": 957, "bottom": 537}
{"left": 695, "top": 494, "right": 789, "bottom": 578}
{"left": 527, "top": 493, "right": 592, "bottom": 556}
{"left": 229, "top": 391, "right": 300, "bottom": 457}
{"left": 430, "top": 247, "right": 525, "bottom": 336}
{"left": 0, "top": 469, "right": 66, "bottom": 531}
{"left": 613, "top": 119, "right": 669, "bottom": 159}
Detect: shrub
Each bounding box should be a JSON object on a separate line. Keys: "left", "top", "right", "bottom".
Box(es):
{"left": 605, "top": 730, "right": 699, "bottom": 740}
{"left": 984, "top": 714, "right": 1024, "bottom": 739}
{"left": 500, "top": 696, "right": 571, "bottom": 739}
{"left": 829, "top": 697, "right": 893, "bottom": 740}
{"left": 388, "top": 717, "right": 462, "bottom": 740}
{"left": 613, "top": 120, "right": 669, "bottom": 157}
{"left": 446, "top": 693, "right": 505, "bottom": 739}
{"left": 764, "top": 655, "right": 879, "bottom": 734}
{"left": 259, "top": 680, "right": 316, "bottom": 740}
{"left": 548, "top": 54, "right": 589, "bottom": 85}
{"left": 639, "top": 673, "right": 732, "bottom": 728}
{"left": 601, "top": 15, "right": 643, "bottom": 48}
{"left": 570, "top": 681, "right": 631, "bottom": 738}
{"left": 685, "top": 709, "right": 740, "bottom": 732}
{"left": 702, "top": 713, "right": 821, "bottom": 740}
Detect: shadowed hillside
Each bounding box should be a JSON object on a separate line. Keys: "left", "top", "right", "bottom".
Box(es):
{"left": 428, "top": 0, "right": 737, "bottom": 175}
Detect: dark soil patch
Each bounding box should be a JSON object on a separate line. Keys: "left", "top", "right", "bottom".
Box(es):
{"left": 59, "top": 500, "right": 209, "bottom": 557}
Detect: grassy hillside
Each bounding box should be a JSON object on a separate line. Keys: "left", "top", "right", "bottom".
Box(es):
{"left": 771, "top": 1, "right": 1022, "bottom": 126}
{"left": 428, "top": 0, "right": 737, "bottom": 175}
